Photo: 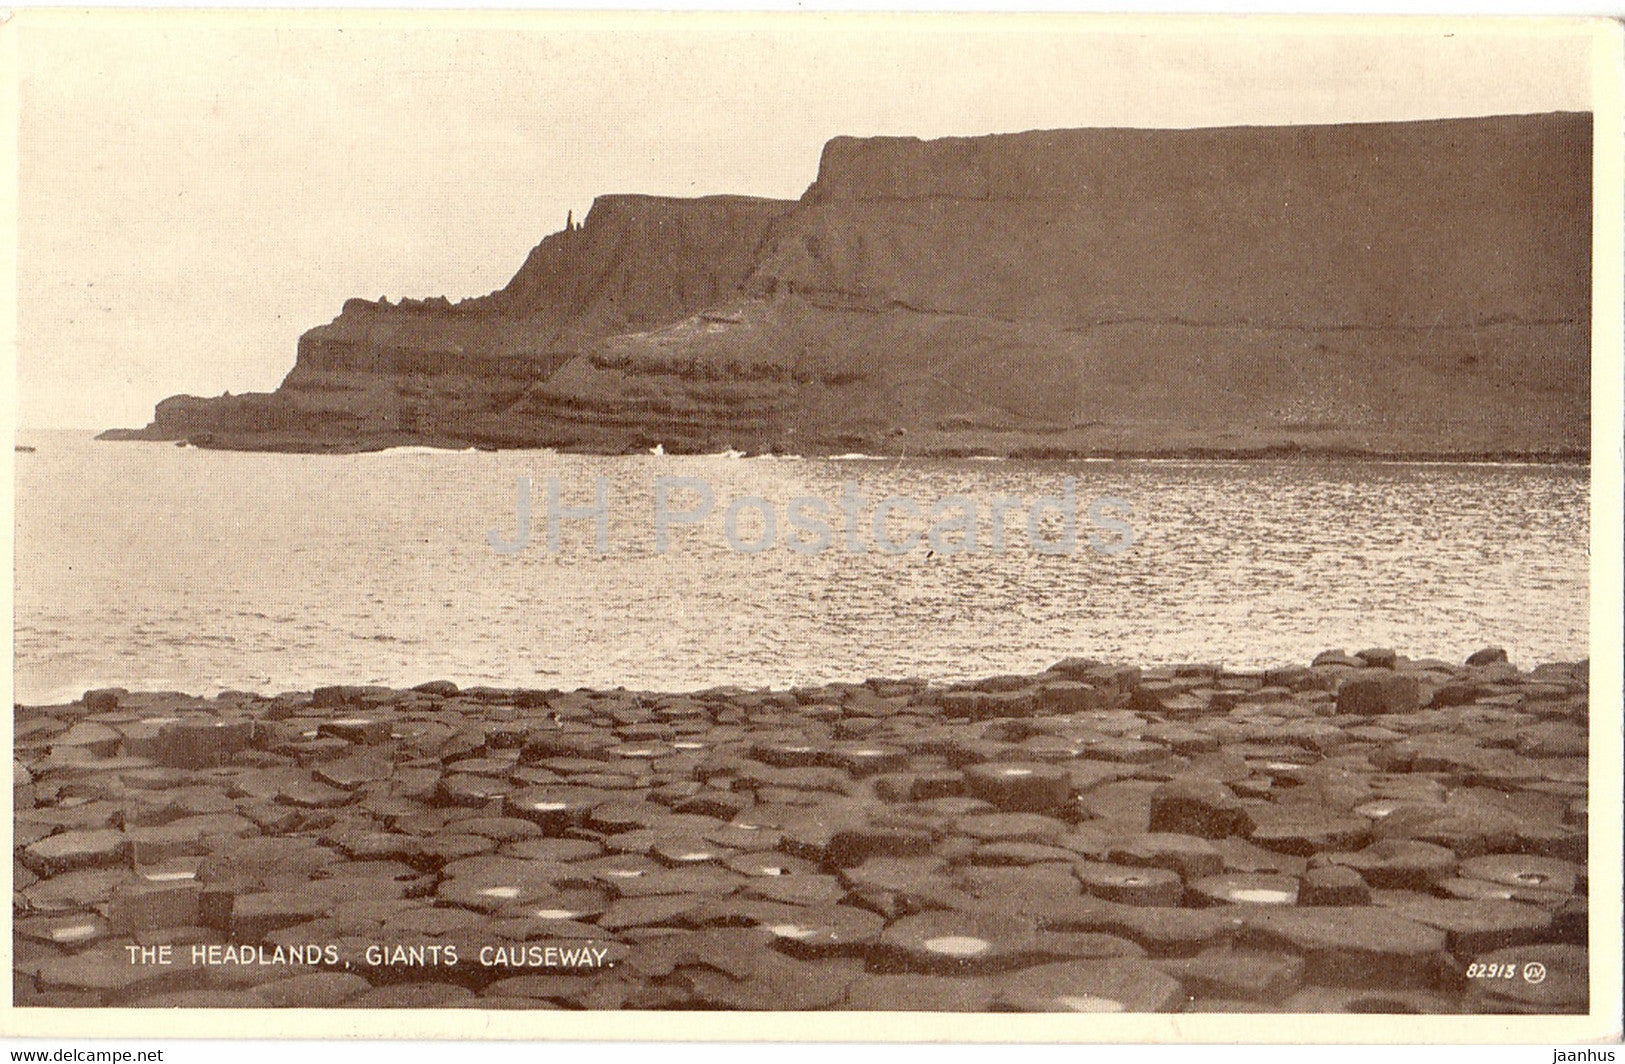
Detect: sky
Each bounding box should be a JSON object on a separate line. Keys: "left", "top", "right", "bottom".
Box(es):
{"left": 12, "top": 12, "right": 1599, "bottom": 429}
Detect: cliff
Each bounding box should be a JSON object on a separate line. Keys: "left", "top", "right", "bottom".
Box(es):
{"left": 103, "top": 112, "right": 1592, "bottom": 458}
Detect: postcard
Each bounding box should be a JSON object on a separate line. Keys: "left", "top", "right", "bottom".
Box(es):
{"left": 3, "top": 9, "right": 1620, "bottom": 1044}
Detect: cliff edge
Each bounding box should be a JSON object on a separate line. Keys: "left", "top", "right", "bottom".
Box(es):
{"left": 103, "top": 112, "right": 1592, "bottom": 458}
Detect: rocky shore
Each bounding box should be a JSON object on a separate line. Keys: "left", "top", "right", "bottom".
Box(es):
{"left": 13, "top": 650, "right": 1589, "bottom": 1012}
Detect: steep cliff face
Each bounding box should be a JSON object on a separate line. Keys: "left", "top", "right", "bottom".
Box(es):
{"left": 755, "top": 116, "right": 1588, "bottom": 326}
{"left": 120, "top": 194, "right": 794, "bottom": 449}
{"left": 107, "top": 112, "right": 1591, "bottom": 457}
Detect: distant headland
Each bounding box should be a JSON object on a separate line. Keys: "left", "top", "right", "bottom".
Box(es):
{"left": 101, "top": 113, "right": 1592, "bottom": 459}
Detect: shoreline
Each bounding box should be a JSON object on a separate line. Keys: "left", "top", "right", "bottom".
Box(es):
{"left": 12, "top": 648, "right": 1594, "bottom": 714}
{"left": 89, "top": 428, "right": 1592, "bottom": 465}
{"left": 14, "top": 649, "right": 1590, "bottom": 1011}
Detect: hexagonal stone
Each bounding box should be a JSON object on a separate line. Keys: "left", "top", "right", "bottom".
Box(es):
{"left": 649, "top": 836, "right": 732, "bottom": 868}
{"left": 821, "top": 742, "right": 910, "bottom": 776}
{"left": 1369, "top": 799, "right": 1531, "bottom": 858}
{"left": 381, "top": 905, "right": 485, "bottom": 938}
{"left": 1457, "top": 853, "right": 1579, "bottom": 897}
{"left": 153, "top": 718, "right": 256, "bottom": 769}
{"left": 951, "top": 864, "right": 1081, "bottom": 909}
{"left": 995, "top": 958, "right": 1186, "bottom": 1012}
{"left": 964, "top": 689, "right": 1039, "bottom": 720}
{"left": 1241, "top": 906, "right": 1447, "bottom": 987}
{"left": 1354, "top": 648, "right": 1399, "bottom": 668}
{"left": 1109, "top": 833, "right": 1224, "bottom": 880}
{"left": 762, "top": 904, "right": 886, "bottom": 956}
{"left": 503, "top": 838, "right": 604, "bottom": 863}
{"left": 128, "top": 814, "right": 258, "bottom": 864}
{"left": 884, "top": 769, "right": 955, "bottom": 802}
{"left": 1248, "top": 811, "right": 1371, "bottom": 856}
{"left": 1186, "top": 873, "right": 1299, "bottom": 907}
{"left": 1074, "top": 862, "right": 1183, "bottom": 907}
{"left": 608, "top": 866, "right": 743, "bottom": 899}
{"left": 875, "top": 909, "right": 1038, "bottom": 974}
{"left": 1214, "top": 836, "right": 1309, "bottom": 877}
{"left": 82, "top": 688, "right": 125, "bottom": 712}
{"left": 416, "top": 833, "right": 496, "bottom": 866}
{"left": 682, "top": 953, "right": 862, "bottom": 1010}
{"left": 1024, "top": 896, "right": 1245, "bottom": 956}
{"left": 435, "top": 773, "right": 512, "bottom": 807}
{"left": 14, "top": 913, "right": 112, "bottom": 948}
{"left": 750, "top": 738, "right": 824, "bottom": 768}
{"left": 836, "top": 855, "right": 958, "bottom": 908}
{"left": 1028, "top": 927, "right": 1146, "bottom": 961}
{"left": 1036, "top": 681, "right": 1108, "bottom": 713}
{"left": 323, "top": 831, "right": 421, "bottom": 862}
{"left": 1047, "top": 661, "right": 1140, "bottom": 694}
{"left": 744, "top": 873, "right": 846, "bottom": 907}
{"left": 573, "top": 852, "right": 662, "bottom": 886}
{"left": 1336, "top": 671, "right": 1421, "bottom": 715}
{"left": 1084, "top": 738, "right": 1168, "bottom": 764}
{"left": 1077, "top": 779, "right": 1159, "bottom": 832}
{"left": 1299, "top": 865, "right": 1371, "bottom": 906}
{"left": 963, "top": 762, "right": 1071, "bottom": 812}
{"left": 825, "top": 824, "right": 936, "bottom": 867}
{"left": 228, "top": 891, "right": 332, "bottom": 941}
{"left": 1156, "top": 947, "right": 1304, "bottom": 1001}
{"left": 108, "top": 881, "right": 202, "bottom": 932}
{"left": 595, "top": 893, "right": 704, "bottom": 931}
{"left": 955, "top": 812, "right": 1068, "bottom": 844}
{"left": 1149, "top": 777, "right": 1254, "bottom": 839}
{"left": 1318, "top": 839, "right": 1458, "bottom": 889}
{"left": 274, "top": 779, "right": 352, "bottom": 809}
{"left": 22, "top": 828, "right": 130, "bottom": 876}
{"left": 501, "top": 788, "right": 600, "bottom": 833}
{"left": 1370, "top": 892, "right": 1554, "bottom": 955}
{"left": 281, "top": 734, "right": 361, "bottom": 766}
{"left": 723, "top": 850, "right": 816, "bottom": 878}
{"left": 23, "top": 867, "right": 129, "bottom": 912}
{"left": 618, "top": 926, "right": 763, "bottom": 981}
{"left": 316, "top": 716, "right": 393, "bottom": 743}
{"left": 673, "top": 789, "right": 753, "bottom": 820}
{"left": 52, "top": 721, "right": 124, "bottom": 757}
{"left": 313, "top": 756, "right": 393, "bottom": 791}
{"left": 966, "top": 841, "right": 1082, "bottom": 866}
{"left": 1129, "top": 680, "right": 1194, "bottom": 713}
{"left": 500, "top": 882, "right": 612, "bottom": 921}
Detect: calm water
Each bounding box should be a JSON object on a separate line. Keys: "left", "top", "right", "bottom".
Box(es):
{"left": 11, "top": 431, "right": 1590, "bottom": 705}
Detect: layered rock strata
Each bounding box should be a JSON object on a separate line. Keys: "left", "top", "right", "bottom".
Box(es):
{"left": 103, "top": 113, "right": 1592, "bottom": 458}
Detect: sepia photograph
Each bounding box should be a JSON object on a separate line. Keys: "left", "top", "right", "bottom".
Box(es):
{"left": 3, "top": 9, "right": 1620, "bottom": 1043}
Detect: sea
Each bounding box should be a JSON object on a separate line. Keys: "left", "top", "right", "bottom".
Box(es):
{"left": 10, "top": 429, "right": 1591, "bottom": 705}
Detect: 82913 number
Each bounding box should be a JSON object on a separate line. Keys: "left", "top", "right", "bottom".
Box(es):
{"left": 1466, "top": 962, "right": 1518, "bottom": 979}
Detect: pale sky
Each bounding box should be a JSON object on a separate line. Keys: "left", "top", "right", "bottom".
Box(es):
{"left": 13, "top": 13, "right": 1598, "bottom": 429}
